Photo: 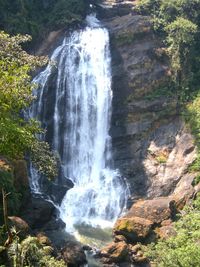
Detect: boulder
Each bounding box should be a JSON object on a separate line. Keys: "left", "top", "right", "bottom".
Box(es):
{"left": 20, "top": 196, "right": 55, "bottom": 229}
{"left": 8, "top": 216, "right": 30, "bottom": 239}
{"left": 100, "top": 241, "right": 129, "bottom": 263}
{"left": 127, "top": 197, "right": 177, "bottom": 224}
{"left": 129, "top": 244, "right": 150, "bottom": 265}
{"left": 154, "top": 225, "right": 176, "bottom": 240}
{"left": 61, "top": 241, "right": 87, "bottom": 267}
{"left": 129, "top": 244, "right": 148, "bottom": 264}
{"left": 113, "top": 217, "right": 153, "bottom": 242}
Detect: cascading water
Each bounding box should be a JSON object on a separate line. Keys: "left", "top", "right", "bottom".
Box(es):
{"left": 30, "top": 14, "right": 128, "bottom": 233}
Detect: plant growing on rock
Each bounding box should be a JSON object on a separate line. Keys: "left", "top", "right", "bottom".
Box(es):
{"left": 137, "top": 0, "right": 200, "bottom": 102}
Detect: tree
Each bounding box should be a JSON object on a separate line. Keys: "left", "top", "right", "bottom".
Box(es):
{"left": 165, "top": 17, "right": 197, "bottom": 86}
{"left": 0, "top": 31, "right": 57, "bottom": 178}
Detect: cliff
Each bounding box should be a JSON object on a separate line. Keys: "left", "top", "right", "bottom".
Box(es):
{"left": 98, "top": 0, "right": 197, "bottom": 202}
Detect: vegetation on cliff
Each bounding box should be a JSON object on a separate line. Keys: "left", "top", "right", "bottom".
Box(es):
{"left": 137, "top": 0, "right": 200, "bottom": 100}
{"left": 136, "top": 0, "right": 200, "bottom": 265}
{"left": 0, "top": 0, "right": 88, "bottom": 43}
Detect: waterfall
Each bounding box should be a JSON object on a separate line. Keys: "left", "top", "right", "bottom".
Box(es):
{"left": 30, "top": 14, "right": 128, "bottom": 232}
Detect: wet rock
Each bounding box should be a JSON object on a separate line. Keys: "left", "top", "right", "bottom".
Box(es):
{"left": 41, "top": 217, "right": 66, "bottom": 231}
{"left": 100, "top": 241, "right": 129, "bottom": 263}
{"left": 20, "top": 196, "right": 56, "bottom": 229}
{"left": 41, "top": 178, "right": 73, "bottom": 205}
{"left": 35, "top": 29, "right": 64, "bottom": 56}
{"left": 61, "top": 241, "right": 87, "bottom": 267}
{"left": 8, "top": 216, "right": 30, "bottom": 239}
{"left": 114, "top": 217, "right": 153, "bottom": 242}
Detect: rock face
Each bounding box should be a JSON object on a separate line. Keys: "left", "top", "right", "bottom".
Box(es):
{"left": 113, "top": 196, "right": 177, "bottom": 243}
{"left": 20, "top": 196, "right": 65, "bottom": 231}
{"left": 99, "top": 1, "right": 197, "bottom": 199}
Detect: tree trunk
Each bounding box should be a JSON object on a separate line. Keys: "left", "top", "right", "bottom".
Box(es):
{"left": 2, "top": 188, "right": 13, "bottom": 246}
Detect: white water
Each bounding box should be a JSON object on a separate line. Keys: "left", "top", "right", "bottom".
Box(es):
{"left": 30, "top": 14, "right": 128, "bottom": 233}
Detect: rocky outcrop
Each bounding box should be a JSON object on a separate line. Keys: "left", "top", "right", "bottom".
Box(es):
{"left": 100, "top": 241, "right": 129, "bottom": 264}
{"left": 99, "top": 241, "right": 149, "bottom": 266}
{"left": 8, "top": 216, "right": 30, "bottom": 239}
{"left": 114, "top": 217, "right": 153, "bottom": 242}
{"left": 113, "top": 197, "right": 177, "bottom": 243}
{"left": 99, "top": 1, "right": 197, "bottom": 200}
{"left": 60, "top": 241, "right": 87, "bottom": 267}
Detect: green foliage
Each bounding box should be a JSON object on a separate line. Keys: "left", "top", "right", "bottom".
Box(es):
{"left": 165, "top": 17, "right": 197, "bottom": 78}
{"left": 192, "top": 174, "right": 200, "bottom": 186}
{"left": 40, "top": 256, "right": 66, "bottom": 267}
{"left": 0, "top": 0, "right": 88, "bottom": 42}
{"left": 184, "top": 94, "right": 200, "bottom": 172}
{"left": 146, "top": 196, "right": 200, "bottom": 267}
{"left": 144, "top": 85, "right": 174, "bottom": 100}
{"left": 30, "top": 141, "right": 58, "bottom": 180}
{"left": 0, "top": 31, "right": 57, "bottom": 178}
{"left": 0, "top": 170, "right": 21, "bottom": 225}
{"left": 7, "top": 235, "right": 66, "bottom": 267}
{"left": 137, "top": 0, "right": 200, "bottom": 101}
{"left": 0, "top": 226, "right": 7, "bottom": 246}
